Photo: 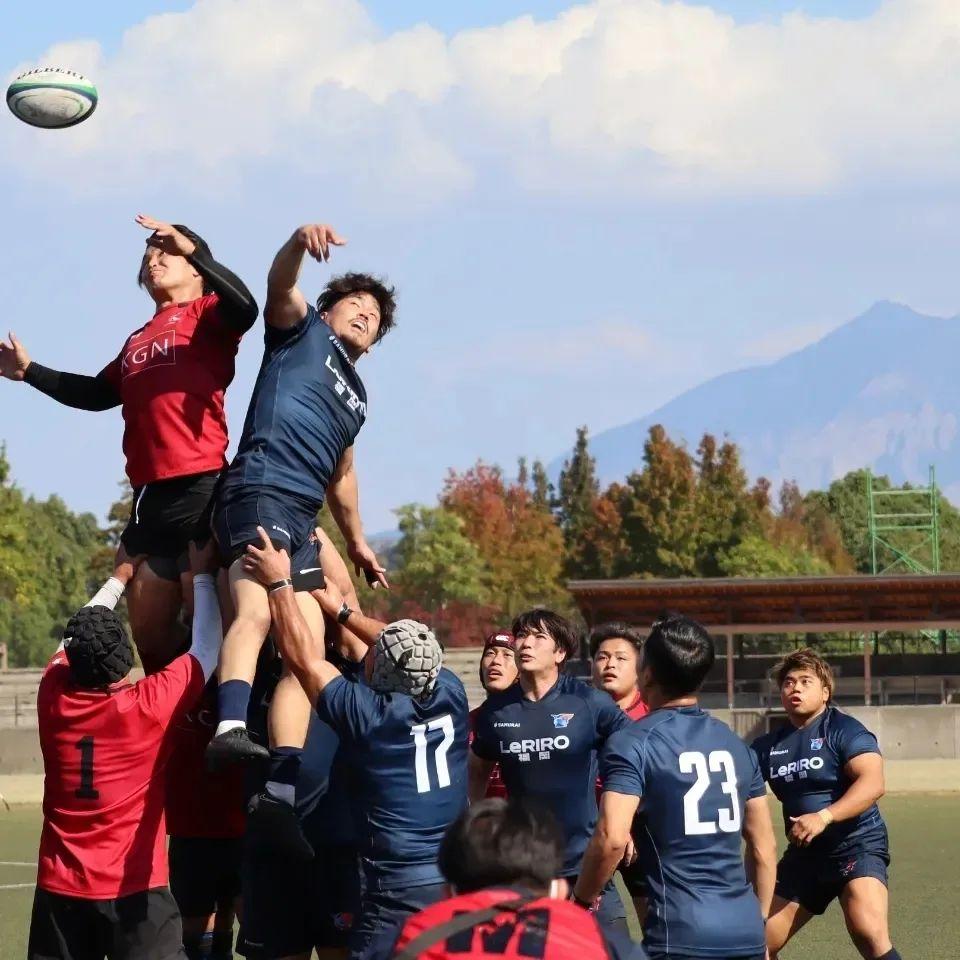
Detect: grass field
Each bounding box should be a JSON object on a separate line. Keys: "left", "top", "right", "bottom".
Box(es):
{"left": 1, "top": 795, "right": 954, "bottom": 959}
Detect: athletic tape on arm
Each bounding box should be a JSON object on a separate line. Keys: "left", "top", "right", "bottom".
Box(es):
{"left": 189, "top": 574, "right": 222, "bottom": 681}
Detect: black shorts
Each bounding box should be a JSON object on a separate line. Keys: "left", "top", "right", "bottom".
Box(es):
{"left": 121, "top": 471, "right": 220, "bottom": 578}
{"left": 28, "top": 885, "right": 184, "bottom": 960}
{"left": 349, "top": 882, "right": 446, "bottom": 960}
{"left": 169, "top": 836, "right": 243, "bottom": 920}
{"left": 776, "top": 841, "right": 890, "bottom": 915}
{"left": 237, "top": 844, "right": 361, "bottom": 959}
{"left": 211, "top": 488, "right": 318, "bottom": 570}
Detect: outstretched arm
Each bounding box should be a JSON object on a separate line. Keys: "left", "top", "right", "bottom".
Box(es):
{"left": 2, "top": 332, "right": 121, "bottom": 411}
{"left": 242, "top": 526, "right": 342, "bottom": 703}
{"left": 310, "top": 577, "right": 387, "bottom": 648}
{"left": 136, "top": 215, "right": 258, "bottom": 333}
{"left": 743, "top": 795, "right": 778, "bottom": 918}
{"left": 326, "top": 446, "right": 389, "bottom": 588}
{"left": 265, "top": 223, "right": 346, "bottom": 330}
{"left": 574, "top": 791, "right": 641, "bottom": 904}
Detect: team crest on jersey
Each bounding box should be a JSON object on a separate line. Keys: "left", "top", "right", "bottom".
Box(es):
{"left": 840, "top": 858, "right": 858, "bottom": 877}
{"left": 810, "top": 738, "right": 824, "bottom": 750}
{"left": 331, "top": 912, "right": 354, "bottom": 931}
{"left": 551, "top": 713, "right": 574, "bottom": 728}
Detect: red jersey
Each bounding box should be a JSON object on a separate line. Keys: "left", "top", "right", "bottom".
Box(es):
{"left": 37, "top": 651, "right": 205, "bottom": 899}
{"left": 597, "top": 692, "right": 648, "bottom": 802}
{"left": 165, "top": 683, "right": 246, "bottom": 839}
{"left": 392, "top": 888, "right": 617, "bottom": 959}
{"left": 100, "top": 294, "right": 242, "bottom": 487}
{"left": 469, "top": 706, "right": 507, "bottom": 800}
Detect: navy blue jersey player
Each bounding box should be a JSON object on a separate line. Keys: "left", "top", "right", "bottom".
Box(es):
{"left": 208, "top": 223, "right": 396, "bottom": 843}
{"left": 575, "top": 616, "right": 778, "bottom": 960}
{"left": 751, "top": 649, "right": 899, "bottom": 960}
{"left": 470, "top": 609, "right": 631, "bottom": 933}
{"left": 243, "top": 528, "right": 469, "bottom": 960}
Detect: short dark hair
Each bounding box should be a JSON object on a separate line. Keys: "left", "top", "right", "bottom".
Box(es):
{"left": 316, "top": 272, "right": 397, "bottom": 344}
{"left": 774, "top": 648, "right": 834, "bottom": 699}
{"left": 438, "top": 799, "right": 564, "bottom": 893}
{"left": 137, "top": 224, "right": 214, "bottom": 295}
{"left": 588, "top": 621, "right": 644, "bottom": 659}
{"left": 642, "top": 614, "right": 715, "bottom": 698}
{"left": 511, "top": 609, "right": 579, "bottom": 663}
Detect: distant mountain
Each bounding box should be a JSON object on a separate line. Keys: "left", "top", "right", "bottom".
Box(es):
{"left": 550, "top": 301, "right": 960, "bottom": 501}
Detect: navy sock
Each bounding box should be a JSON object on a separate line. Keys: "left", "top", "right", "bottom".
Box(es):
{"left": 217, "top": 680, "right": 252, "bottom": 723}
{"left": 210, "top": 929, "right": 233, "bottom": 960}
{"left": 876, "top": 951, "right": 901, "bottom": 960}
{"left": 265, "top": 746, "right": 302, "bottom": 805}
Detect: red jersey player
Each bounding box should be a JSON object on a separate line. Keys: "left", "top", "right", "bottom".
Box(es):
{"left": 389, "top": 799, "right": 646, "bottom": 960}
{"left": 589, "top": 622, "right": 649, "bottom": 921}
{"left": 1, "top": 216, "right": 257, "bottom": 672}
{"left": 28, "top": 543, "right": 224, "bottom": 960}
{"left": 468, "top": 633, "right": 518, "bottom": 800}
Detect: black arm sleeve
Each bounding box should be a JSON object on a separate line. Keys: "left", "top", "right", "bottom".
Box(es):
{"left": 23, "top": 363, "right": 121, "bottom": 411}
{"left": 188, "top": 247, "right": 259, "bottom": 333}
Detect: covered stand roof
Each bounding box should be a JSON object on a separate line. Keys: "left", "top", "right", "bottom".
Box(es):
{"left": 568, "top": 574, "right": 960, "bottom": 635}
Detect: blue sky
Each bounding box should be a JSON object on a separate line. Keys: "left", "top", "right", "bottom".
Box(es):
{"left": 3, "top": 0, "right": 959, "bottom": 534}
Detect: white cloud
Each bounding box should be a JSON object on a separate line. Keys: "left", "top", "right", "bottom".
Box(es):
{"left": 6, "top": 0, "right": 960, "bottom": 198}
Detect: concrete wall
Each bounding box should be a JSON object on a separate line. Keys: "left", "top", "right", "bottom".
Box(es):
{"left": 843, "top": 705, "right": 960, "bottom": 760}
{"left": 0, "top": 726, "right": 42, "bottom": 774}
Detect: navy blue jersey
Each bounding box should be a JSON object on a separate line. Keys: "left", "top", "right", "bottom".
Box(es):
{"left": 316, "top": 667, "right": 469, "bottom": 891}
{"left": 751, "top": 706, "right": 885, "bottom": 853}
{"left": 221, "top": 305, "right": 366, "bottom": 506}
{"left": 471, "top": 673, "right": 629, "bottom": 876}
{"left": 601, "top": 706, "right": 766, "bottom": 959}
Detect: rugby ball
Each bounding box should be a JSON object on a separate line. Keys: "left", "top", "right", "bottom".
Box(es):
{"left": 6, "top": 68, "right": 98, "bottom": 129}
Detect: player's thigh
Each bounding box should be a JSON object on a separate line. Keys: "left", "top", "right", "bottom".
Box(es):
{"left": 294, "top": 589, "right": 326, "bottom": 642}
{"left": 765, "top": 895, "right": 813, "bottom": 956}
{"left": 126, "top": 563, "right": 184, "bottom": 673}
{"left": 839, "top": 876, "right": 891, "bottom": 957}
{"left": 228, "top": 560, "right": 271, "bottom": 624}
{"left": 313, "top": 527, "right": 360, "bottom": 607}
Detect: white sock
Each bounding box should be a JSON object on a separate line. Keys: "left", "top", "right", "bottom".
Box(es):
{"left": 265, "top": 781, "right": 296, "bottom": 806}
{"left": 215, "top": 720, "right": 246, "bottom": 737}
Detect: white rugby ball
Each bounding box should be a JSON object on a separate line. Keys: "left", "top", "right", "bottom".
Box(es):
{"left": 6, "top": 68, "right": 98, "bottom": 129}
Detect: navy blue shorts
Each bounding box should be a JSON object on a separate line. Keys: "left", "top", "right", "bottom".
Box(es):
{"left": 238, "top": 843, "right": 361, "bottom": 958}
{"left": 348, "top": 882, "right": 446, "bottom": 960}
{"left": 776, "top": 842, "right": 890, "bottom": 915}
{"left": 212, "top": 487, "right": 318, "bottom": 571}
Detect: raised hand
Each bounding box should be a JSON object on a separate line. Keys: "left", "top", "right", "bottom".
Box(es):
{"left": 294, "top": 224, "right": 346, "bottom": 263}
{"left": 135, "top": 214, "right": 197, "bottom": 257}
{"left": 0, "top": 332, "right": 30, "bottom": 382}
{"left": 347, "top": 538, "right": 389, "bottom": 589}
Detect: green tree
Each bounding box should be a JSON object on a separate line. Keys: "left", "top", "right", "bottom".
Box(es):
{"left": 530, "top": 459, "right": 554, "bottom": 512}
{"left": 392, "top": 505, "right": 489, "bottom": 611}
{"left": 719, "top": 534, "right": 833, "bottom": 577}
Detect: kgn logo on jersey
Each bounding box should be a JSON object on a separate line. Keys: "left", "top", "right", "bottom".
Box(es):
{"left": 769, "top": 756, "right": 824, "bottom": 782}
{"left": 551, "top": 713, "right": 574, "bottom": 729}
{"left": 499, "top": 735, "right": 571, "bottom": 763}
{"left": 325, "top": 354, "right": 366, "bottom": 415}
{"left": 810, "top": 738, "right": 824, "bottom": 750}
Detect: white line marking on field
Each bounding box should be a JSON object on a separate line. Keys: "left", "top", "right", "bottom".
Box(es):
{"left": 0, "top": 882, "right": 34, "bottom": 890}
{"left": 0, "top": 860, "right": 36, "bottom": 867}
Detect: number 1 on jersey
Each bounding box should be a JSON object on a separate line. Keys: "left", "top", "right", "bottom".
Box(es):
{"left": 74, "top": 735, "right": 99, "bottom": 800}
{"left": 411, "top": 715, "right": 455, "bottom": 794}
{"left": 678, "top": 750, "right": 740, "bottom": 835}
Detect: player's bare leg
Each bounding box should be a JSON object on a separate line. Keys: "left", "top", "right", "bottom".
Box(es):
{"left": 126, "top": 560, "right": 185, "bottom": 673}
{"left": 206, "top": 560, "right": 272, "bottom": 766}
{"left": 839, "top": 877, "right": 895, "bottom": 959}
{"left": 766, "top": 895, "right": 813, "bottom": 958}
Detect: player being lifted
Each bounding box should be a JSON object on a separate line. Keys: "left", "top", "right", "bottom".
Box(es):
{"left": 206, "top": 224, "right": 393, "bottom": 834}
{"left": 751, "top": 649, "right": 899, "bottom": 960}
{"left": 575, "top": 615, "right": 777, "bottom": 960}
{"left": 0, "top": 216, "right": 257, "bottom": 672}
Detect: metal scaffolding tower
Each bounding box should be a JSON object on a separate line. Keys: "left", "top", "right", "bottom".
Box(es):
{"left": 867, "top": 466, "right": 941, "bottom": 575}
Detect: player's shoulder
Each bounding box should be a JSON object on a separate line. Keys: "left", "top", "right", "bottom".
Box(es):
{"left": 825, "top": 704, "right": 870, "bottom": 733}
{"left": 477, "top": 682, "right": 522, "bottom": 716}
{"left": 557, "top": 672, "right": 608, "bottom": 706}
{"left": 750, "top": 720, "right": 789, "bottom": 754}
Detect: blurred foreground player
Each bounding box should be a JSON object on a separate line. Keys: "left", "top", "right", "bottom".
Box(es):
{"left": 575, "top": 615, "right": 777, "bottom": 960}
{"left": 468, "top": 632, "right": 518, "bottom": 800}
{"left": 470, "top": 610, "right": 630, "bottom": 932}
{"left": 29, "top": 543, "right": 224, "bottom": 960}
{"left": 242, "top": 528, "right": 469, "bottom": 960}
{"left": 391, "top": 799, "right": 646, "bottom": 960}
{"left": 751, "top": 649, "right": 898, "bottom": 960}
